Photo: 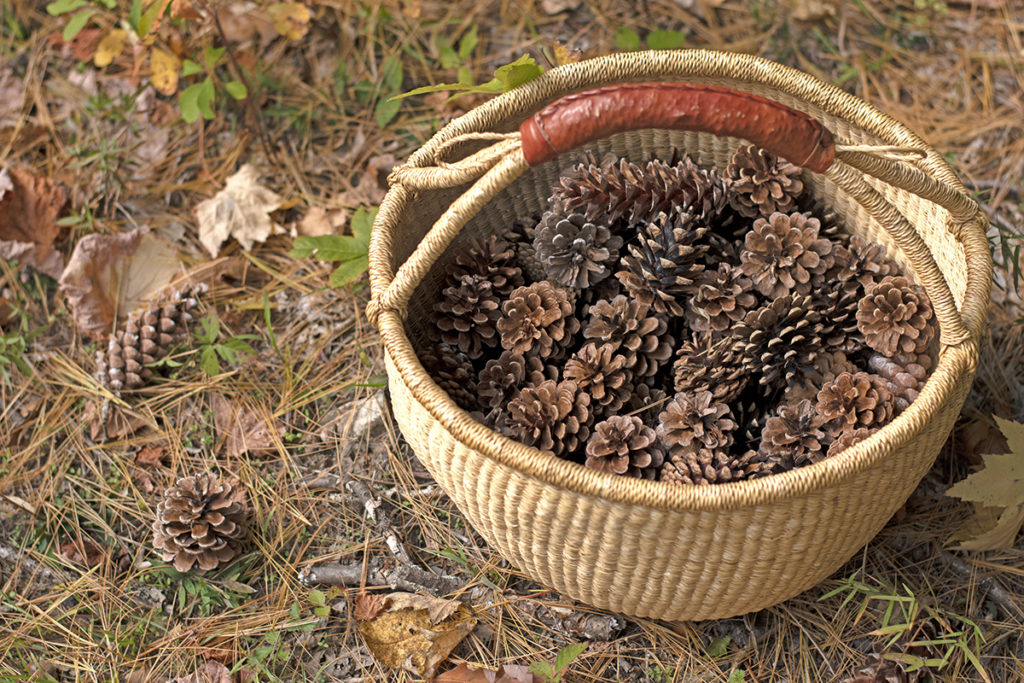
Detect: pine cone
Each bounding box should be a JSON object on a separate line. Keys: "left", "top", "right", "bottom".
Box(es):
{"left": 432, "top": 273, "right": 501, "bottom": 359}
{"left": 533, "top": 212, "right": 623, "bottom": 288}
{"left": 827, "top": 427, "right": 877, "bottom": 457}
{"left": 726, "top": 145, "right": 804, "bottom": 218}
{"left": 658, "top": 391, "right": 739, "bottom": 485}
{"left": 686, "top": 262, "right": 759, "bottom": 333}
{"left": 96, "top": 285, "right": 204, "bottom": 393}
{"left": 849, "top": 234, "right": 900, "bottom": 286}
{"left": 672, "top": 333, "right": 750, "bottom": 402}
{"left": 756, "top": 399, "right": 827, "bottom": 470}
{"left": 617, "top": 210, "right": 708, "bottom": 317}
{"left": 497, "top": 281, "right": 579, "bottom": 359}
{"left": 627, "top": 383, "right": 669, "bottom": 416}
{"left": 815, "top": 371, "right": 895, "bottom": 437}
{"left": 585, "top": 415, "right": 663, "bottom": 479}
{"left": 477, "top": 350, "right": 557, "bottom": 417}
{"left": 152, "top": 474, "right": 247, "bottom": 574}
{"left": 583, "top": 296, "right": 673, "bottom": 378}
{"left": 500, "top": 379, "right": 591, "bottom": 458}
{"left": 564, "top": 342, "right": 633, "bottom": 415}
{"left": 509, "top": 218, "right": 548, "bottom": 283}
{"left": 739, "top": 211, "right": 834, "bottom": 298}
{"left": 731, "top": 294, "right": 827, "bottom": 388}
{"left": 867, "top": 352, "right": 931, "bottom": 411}
{"left": 856, "top": 276, "right": 936, "bottom": 356}
{"left": 452, "top": 234, "right": 525, "bottom": 297}
{"left": 419, "top": 342, "right": 479, "bottom": 412}
{"left": 785, "top": 350, "right": 859, "bottom": 403}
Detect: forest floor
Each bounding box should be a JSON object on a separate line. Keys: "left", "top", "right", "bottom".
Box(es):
{"left": 1, "top": 0, "right": 1023, "bottom": 681}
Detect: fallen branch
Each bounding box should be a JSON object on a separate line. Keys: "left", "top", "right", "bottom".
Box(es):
{"left": 298, "top": 560, "right": 461, "bottom": 594}
{"left": 517, "top": 599, "right": 626, "bottom": 641}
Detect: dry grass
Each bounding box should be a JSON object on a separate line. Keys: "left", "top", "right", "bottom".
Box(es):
{"left": 1, "top": 0, "right": 1023, "bottom": 681}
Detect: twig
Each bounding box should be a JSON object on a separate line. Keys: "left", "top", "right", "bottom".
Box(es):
{"left": 936, "top": 550, "right": 1022, "bottom": 618}
{"left": 517, "top": 599, "right": 626, "bottom": 641}
{"left": 298, "top": 560, "right": 461, "bottom": 594}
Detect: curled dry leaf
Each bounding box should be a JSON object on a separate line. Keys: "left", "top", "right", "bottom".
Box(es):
{"left": 194, "top": 164, "right": 284, "bottom": 257}
{"left": 354, "top": 592, "right": 387, "bottom": 621}
{"left": 59, "top": 227, "right": 182, "bottom": 338}
{"left": 0, "top": 167, "right": 70, "bottom": 278}
{"left": 94, "top": 29, "right": 126, "bottom": 68}
{"left": 436, "top": 663, "right": 539, "bottom": 683}
{"left": 135, "top": 444, "right": 167, "bottom": 468}
{"left": 335, "top": 154, "right": 395, "bottom": 209}
{"left": 358, "top": 592, "right": 477, "bottom": 680}
{"left": 171, "top": 0, "right": 201, "bottom": 20}
{"left": 297, "top": 206, "right": 348, "bottom": 237}
{"left": 60, "top": 538, "right": 106, "bottom": 567}
{"left": 171, "top": 660, "right": 231, "bottom": 683}
{"left": 0, "top": 69, "right": 25, "bottom": 126}
{"left": 210, "top": 393, "right": 283, "bottom": 459}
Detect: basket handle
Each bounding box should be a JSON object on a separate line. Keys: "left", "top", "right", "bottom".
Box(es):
{"left": 520, "top": 82, "right": 836, "bottom": 173}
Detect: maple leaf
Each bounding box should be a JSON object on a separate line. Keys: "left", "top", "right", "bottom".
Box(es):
{"left": 194, "top": 164, "right": 284, "bottom": 257}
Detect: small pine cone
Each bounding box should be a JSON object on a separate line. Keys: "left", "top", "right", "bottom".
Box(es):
{"left": 868, "top": 352, "right": 929, "bottom": 411}
{"left": 736, "top": 448, "right": 785, "bottom": 480}
{"left": 497, "top": 281, "right": 579, "bottom": 359}
{"left": 433, "top": 273, "right": 501, "bottom": 359}
{"left": 564, "top": 342, "right": 633, "bottom": 415}
{"left": 856, "top": 276, "right": 936, "bottom": 356}
{"left": 672, "top": 333, "right": 749, "bottom": 402}
{"left": 732, "top": 294, "right": 826, "bottom": 388}
{"left": 686, "top": 262, "right": 759, "bottom": 333}
{"left": 152, "top": 474, "right": 247, "bottom": 574}
{"left": 583, "top": 296, "right": 673, "bottom": 377}
{"left": 419, "top": 342, "right": 478, "bottom": 412}
{"left": 816, "top": 371, "right": 896, "bottom": 437}
{"left": 477, "top": 351, "right": 557, "bottom": 417}
{"left": 739, "top": 211, "right": 834, "bottom": 298}
{"left": 500, "top": 379, "right": 591, "bottom": 458}
{"left": 510, "top": 218, "right": 548, "bottom": 283}
{"left": 849, "top": 234, "right": 900, "bottom": 286}
{"left": 758, "top": 399, "right": 827, "bottom": 469}
{"left": 533, "top": 212, "right": 623, "bottom": 289}
{"left": 786, "top": 350, "right": 859, "bottom": 403}
{"left": 658, "top": 391, "right": 738, "bottom": 485}
{"left": 451, "top": 234, "right": 525, "bottom": 297}
{"left": 617, "top": 210, "right": 708, "bottom": 317}
{"left": 827, "top": 427, "right": 877, "bottom": 457}
{"left": 585, "top": 415, "right": 663, "bottom": 479}
{"left": 726, "top": 145, "right": 804, "bottom": 218}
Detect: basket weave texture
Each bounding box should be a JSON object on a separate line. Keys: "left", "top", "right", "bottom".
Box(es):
{"left": 367, "top": 50, "right": 992, "bottom": 620}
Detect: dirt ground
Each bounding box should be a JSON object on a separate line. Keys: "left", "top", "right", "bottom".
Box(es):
{"left": 1, "top": 0, "right": 1023, "bottom": 681}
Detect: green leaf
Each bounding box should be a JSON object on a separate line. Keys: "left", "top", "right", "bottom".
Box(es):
{"left": 458, "top": 25, "right": 478, "bottom": 60}
{"left": 200, "top": 346, "right": 219, "bottom": 376}
{"left": 181, "top": 59, "right": 203, "bottom": 76}
{"left": 137, "top": 0, "right": 168, "bottom": 38}
{"left": 224, "top": 80, "right": 248, "bottom": 100}
{"left": 374, "top": 97, "right": 401, "bottom": 128}
{"left": 707, "top": 635, "right": 731, "bottom": 658}
{"left": 179, "top": 82, "right": 205, "bottom": 123}
{"left": 389, "top": 81, "right": 468, "bottom": 100}
{"left": 329, "top": 255, "right": 369, "bottom": 287}
{"left": 646, "top": 29, "right": 686, "bottom": 50}
{"left": 381, "top": 54, "right": 403, "bottom": 92}
{"left": 215, "top": 337, "right": 256, "bottom": 365}
{"left": 350, "top": 206, "right": 377, "bottom": 245}
{"left": 613, "top": 26, "right": 641, "bottom": 51}
{"left": 197, "top": 312, "right": 219, "bottom": 343}
{"left": 197, "top": 77, "right": 216, "bottom": 119}
{"left": 46, "top": 0, "right": 86, "bottom": 16}
{"left": 437, "top": 36, "right": 459, "bottom": 69}
{"left": 728, "top": 670, "right": 746, "bottom": 683}
{"left": 308, "top": 589, "right": 326, "bottom": 606}
{"left": 457, "top": 65, "right": 473, "bottom": 85}
{"left": 528, "top": 661, "right": 555, "bottom": 680}
{"left": 62, "top": 9, "right": 94, "bottom": 41}
{"left": 493, "top": 54, "right": 544, "bottom": 90}
{"left": 291, "top": 235, "right": 366, "bottom": 262}
{"left": 554, "top": 642, "right": 587, "bottom": 674}
{"left": 203, "top": 45, "right": 226, "bottom": 69}
{"left": 128, "top": 0, "right": 143, "bottom": 32}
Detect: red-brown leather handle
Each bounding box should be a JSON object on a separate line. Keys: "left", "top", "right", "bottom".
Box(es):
{"left": 520, "top": 82, "right": 836, "bottom": 173}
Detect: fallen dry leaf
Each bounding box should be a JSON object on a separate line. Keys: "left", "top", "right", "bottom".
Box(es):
{"left": 0, "top": 69, "right": 25, "bottom": 126}
{"left": 296, "top": 206, "right": 348, "bottom": 237}
{"left": 150, "top": 48, "right": 180, "bottom": 96}
{"left": 85, "top": 399, "right": 150, "bottom": 442}
{"left": 47, "top": 28, "right": 103, "bottom": 61}
{"left": 359, "top": 592, "right": 477, "bottom": 680}
{"left": 335, "top": 154, "right": 395, "bottom": 209}
{"left": 210, "top": 393, "right": 282, "bottom": 459}
{"left": 354, "top": 592, "right": 387, "bottom": 621}
{"left": 194, "top": 164, "right": 284, "bottom": 257}
{"left": 172, "top": 660, "right": 231, "bottom": 683}
{"left": 135, "top": 444, "right": 167, "bottom": 468}
{"left": 94, "top": 29, "right": 127, "bottom": 68}
{"left": 60, "top": 538, "right": 106, "bottom": 567}
{"left": 949, "top": 503, "right": 1024, "bottom": 551}
{"left": 540, "top": 0, "right": 581, "bottom": 14}
{"left": 0, "top": 167, "right": 70, "bottom": 279}
{"left": 268, "top": 2, "right": 311, "bottom": 40}
{"left": 171, "top": 0, "right": 201, "bottom": 20}
{"left": 59, "top": 227, "right": 182, "bottom": 338}
{"left": 790, "top": 0, "right": 836, "bottom": 21}
{"left": 436, "top": 663, "right": 539, "bottom": 683}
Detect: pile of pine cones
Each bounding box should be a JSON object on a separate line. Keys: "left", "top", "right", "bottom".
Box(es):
{"left": 420, "top": 146, "right": 937, "bottom": 485}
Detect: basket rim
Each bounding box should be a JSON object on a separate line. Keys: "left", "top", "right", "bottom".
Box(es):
{"left": 370, "top": 49, "right": 990, "bottom": 512}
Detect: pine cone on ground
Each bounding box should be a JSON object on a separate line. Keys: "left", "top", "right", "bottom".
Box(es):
{"left": 617, "top": 210, "right": 708, "bottom": 317}
{"left": 748, "top": 399, "right": 827, "bottom": 475}
{"left": 564, "top": 342, "right": 633, "bottom": 416}
{"left": 432, "top": 273, "right": 501, "bottom": 359}
{"left": 867, "top": 352, "right": 931, "bottom": 411}
{"left": 585, "top": 415, "right": 663, "bottom": 479}
{"left": 152, "top": 474, "right": 247, "bottom": 574}
{"left": 672, "top": 333, "right": 750, "bottom": 402}
{"left": 451, "top": 234, "right": 524, "bottom": 297}
{"left": 726, "top": 145, "right": 804, "bottom": 218}
{"left": 533, "top": 212, "right": 623, "bottom": 289}
{"left": 500, "top": 379, "right": 591, "bottom": 458}
{"left": 856, "top": 276, "right": 936, "bottom": 356}
{"left": 827, "top": 427, "right": 877, "bottom": 457}
{"left": 583, "top": 296, "right": 673, "bottom": 378}
{"left": 658, "top": 391, "right": 739, "bottom": 485}
{"left": 419, "top": 342, "right": 479, "bottom": 412}
{"left": 815, "top": 371, "right": 895, "bottom": 438}
{"left": 739, "top": 211, "right": 834, "bottom": 298}
{"left": 731, "top": 294, "right": 827, "bottom": 388}
{"left": 97, "top": 285, "right": 204, "bottom": 393}
{"left": 477, "top": 350, "right": 557, "bottom": 417}
{"left": 497, "top": 281, "right": 579, "bottom": 359}
{"left": 686, "top": 262, "right": 759, "bottom": 333}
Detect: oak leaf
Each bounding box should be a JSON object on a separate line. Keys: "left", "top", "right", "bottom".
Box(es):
{"left": 354, "top": 592, "right": 387, "bottom": 621}
{"left": 0, "top": 167, "right": 70, "bottom": 278}
{"left": 194, "top": 164, "right": 284, "bottom": 257}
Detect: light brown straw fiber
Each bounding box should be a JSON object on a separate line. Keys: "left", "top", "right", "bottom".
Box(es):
{"left": 367, "top": 50, "right": 991, "bottom": 620}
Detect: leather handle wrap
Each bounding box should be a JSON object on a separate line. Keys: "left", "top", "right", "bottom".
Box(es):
{"left": 520, "top": 82, "right": 836, "bottom": 173}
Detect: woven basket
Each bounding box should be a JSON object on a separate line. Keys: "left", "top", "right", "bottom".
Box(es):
{"left": 366, "top": 50, "right": 992, "bottom": 621}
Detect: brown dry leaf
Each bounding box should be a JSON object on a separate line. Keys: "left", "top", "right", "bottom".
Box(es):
{"left": 551, "top": 42, "right": 581, "bottom": 67}
{"left": 297, "top": 206, "right": 348, "bottom": 237}
{"left": 354, "top": 592, "right": 387, "bottom": 621}
{"left": 0, "top": 69, "right": 25, "bottom": 126}
{"left": 172, "top": 661, "right": 231, "bottom": 683}
{"left": 336, "top": 154, "right": 395, "bottom": 209}
{"left": 436, "top": 663, "right": 539, "bottom": 683}
{"left": 135, "top": 444, "right": 167, "bottom": 468}
{"left": 170, "top": 0, "right": 201, "bottom": 20}
{"left": 210, "top": 393, "right": 282, "bottom": 459}
{"left": 85, "top": 400, "right": 149, "bottom": 441}
{"left": 0, "top": 167, "right": 70, "bottom": 279}
{"left": 60, "top": 538, "right": 106, "bottom": 567}
{"left": 47, "top": 28, "right": 103, "bottom": 61}
{"left": 94, "top": 29, "right": 127, "bottom": 68}
{"left": 540, "top": 0, "right": 581, "bottom": 14}
{"left": 150, "top": 48, "right": 180, "bottom": 96}
{"left": 790, "top": 0, "right": 836, "bottom": 21}
{"left": 268, "top": 2, "right": 311, "bottom": 40}
{"left": 194, "top": 164, "right": 284, "bottom": 257}
{"left": 358, "top": 592, "right": 477, "bottom": 680}
{"left": 59, "top": 227, "right": 182, "bottom": 338}
{"left": 949, "top": 503, "right": 1024, "bottom": 551}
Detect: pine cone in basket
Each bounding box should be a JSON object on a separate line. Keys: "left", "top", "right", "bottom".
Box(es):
{"left": 731, "top": 294, "right": 827, "bottom": 388}
{"left": 564, "top": 342, "right": 633, "bottom": 416}
{"left": 849, "top": 234, "right": 900, "bottom": 286}
{"left": 497, "top": 281, "right": 579, "bottom": 359}
{"left": 152, "top": 474, "right": 247, "bottom": 573}
{"left": 658, "top": 391, "right": 739, "bottom": 485}
{"left": 726, "top": 144, "right": 804, "bottom": 218}
{"left": 583, "top": 295, "right": 673, "bottom": 378}
{"left": 672, "top": 333, "right": 750, "bottom": 403}
{"left": 739, "top": 211, "right": 834, "bottom": 298}
{"left": 97, "top": 285, "right": 204, "bottom": 393}
{"left": 867, "top": 351, "right": 931, "bottom": 412}
{"left": 433, "top": 273, "right": 501, "bottom": 359}
{"left": 742, "top": 399, "right": 826, "bottom": 477}
{"left": 784, "top": 350, "right": 860, "bottom": 403}
{"left": 827, "top": 427, "right": 877, "bottom": 457}
{"left": 477, "top": 350, "right": 557, "bottom": 417}
{"left": 500, "top": 379, "right": 591, "bottom": 458}
{"left": 617, "top": 210, "right": 708, "bottom": 317}
{"left": 856, "top": 275, "right": 936, "bottom": 356}
{"left": 686, "top": 262, "right": 759, "bottom": 333}
{"left": 815, "top": 371, "right": 896, "bottom": 437}
{"left": 585, "top": 415, "right": 663, "bottom": 480}
{"left": 533, "top": 212, "right": 624, "bottom": 289}
{"left": 451, "top": 234, "right": 525, "bottom": 297}
{"left": 419, "top": 342, "right": 479, "bottom": 412}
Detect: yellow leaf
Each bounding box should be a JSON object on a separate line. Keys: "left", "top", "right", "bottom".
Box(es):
{"left": 946, "top": 417, "right": 1024, "bottom": 508}
{"left": 552, "top": 41, "right": 580, "bottom": 66}
{"left": 150, "top": 48, "right": 180, "bottom": 96}
{"left": 948, "top": 503, "right": 1024, "bottom": 551}
{"left": 268, "top": 2, "right": 311, "bottom": 41}
{"left": 94, "top": 29, "right": 126, "bottom": 68}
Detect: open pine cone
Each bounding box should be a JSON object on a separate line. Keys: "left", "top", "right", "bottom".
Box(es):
{"left": 815, "top": 371, "right": 896, "bottom": 438}
{"left": 432, "top": 273, "right": 501, "bottom": 359}
{"left": 533, "top": 212, "right": 623, "bottom": 289}
{"left": 451, "top": 235, "right": 524, "bottom": 297}
{"left": 687, "top": 262, "right": 759, "bottom": 333}
{"left": 751, "top": 399, "right": 827, "bottom": 474}
{"left": 585, "top": 415, "right": 663, "bottom": 479}
{"left": 477, "top": 350, "right": 556, "bottom": 418}
{"left": 725, "top": 145, "right": 804, "bottom": 218}
{"left": 419, "top": 341, "right": 478, "bottom": 412}
{"left": 499, "top": 379, "right": 591, "bottom": 458}
{"left": 658, "top": 391, "right": 739, "bottom": 485}
{"left": 827, "top": 427, "right": 877, "bottom": 457}
{"left": 739, "top": 211, "right": 834, "bottom": 298}
{"left": 731, "top": 294, "right": 828, "bottom": 388}
{"left": 856, "top": 275, "right": 936, "bottom": 356}
{"left": 672, "top": 333, "right": 750, "bottom": 402}
{"left": 497, "top": 281, "right": 579, "bottom": 359}
{"left": 583, "top": 296, "right": 673, "bottom": 378}
{"left": 564, "top": 342, "right": 633, "bottom": 416}
{"left": 152, "top": 474, "right": 247, "bottom": 573}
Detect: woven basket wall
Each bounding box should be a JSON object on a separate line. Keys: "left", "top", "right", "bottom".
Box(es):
{"left": 367, "top": 50, "right": 992, "bottom": 621}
